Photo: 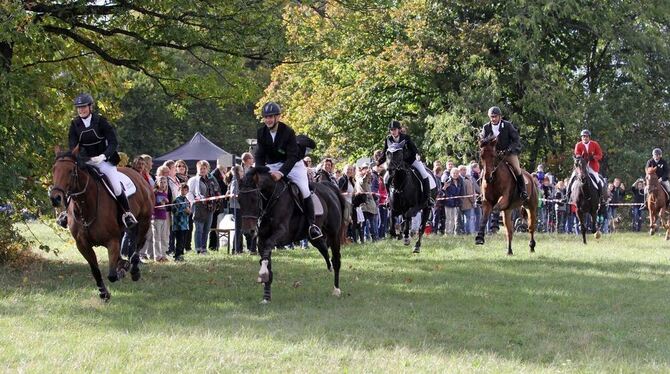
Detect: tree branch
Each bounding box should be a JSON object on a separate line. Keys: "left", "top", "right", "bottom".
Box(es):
{"left": 20, "top": 52, "right": 94, "bottom": 69}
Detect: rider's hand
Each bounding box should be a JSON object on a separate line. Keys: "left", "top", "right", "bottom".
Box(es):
{"left": 270, "top": 171, "right": 283, "bottom": 181}
{"left": 89, "top": 154, "right": 106, "bottom": 164}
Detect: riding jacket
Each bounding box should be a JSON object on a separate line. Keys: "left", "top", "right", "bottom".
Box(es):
{"left": 646, "top": 157, "right": 669, "bottom": 181}
{"left": 377, "top": 133, "right": 419, "bottom": 166}
{"left": 255, "top": 121, "right": 299, "bottom": 177}
{"left": 574, "top": 140, "right": 603, "bottom": 173}
{"left": 480, "top": 120, "right": 522, "bottom": 155}
{"left": 68, "top": 113, "right": 120, "bottom": 165}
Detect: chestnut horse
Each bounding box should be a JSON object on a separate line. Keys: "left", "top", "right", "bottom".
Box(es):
{"left": 475, "top": 136, "right": 538, "bottom": 255}
{"left": 49, "top": 151, "right": 154, "bottom": 301}
{"left": 645, "top": 167, "right": 670, "bottom": 239}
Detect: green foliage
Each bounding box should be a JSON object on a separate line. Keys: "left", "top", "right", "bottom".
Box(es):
{"left": 263, "top": 0, "right": 670, "bottom": 181}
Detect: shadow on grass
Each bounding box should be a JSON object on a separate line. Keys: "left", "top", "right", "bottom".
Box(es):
{"left": 1, "top": 243, "right": 669, "bottom": 367}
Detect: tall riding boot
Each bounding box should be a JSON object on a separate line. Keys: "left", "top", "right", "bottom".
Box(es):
{"left": 516, "top": 175, "right": 528, "bottom": 201}
{"left": 116, "top": 192, "right": 138, "bottom": 229}
{"left": 421, "top": 177, "right": 433, "bottom": 206}
{"left": 567, "top": 175, "right": 575, "bottom": 196}
{"left": 304, "top": 196, "right": 323, "bottom": 240}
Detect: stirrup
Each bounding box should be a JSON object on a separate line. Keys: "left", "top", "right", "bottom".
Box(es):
{"left": 308, "top": 224, "right": 323, "bottom": 240}
{"left": 122, "top": 212, "right": 138, "bottom": 228}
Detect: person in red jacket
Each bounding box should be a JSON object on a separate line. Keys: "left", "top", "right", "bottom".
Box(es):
{"left": 567, "top": 129, "right": 607, "bottom": 204}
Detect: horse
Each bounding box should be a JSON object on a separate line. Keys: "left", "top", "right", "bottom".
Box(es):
{"left": 49, "top": 150, "right": 154, "bottom": 301}
{"left": 645, "top": 167, "right": 670, "bottom": 239}
{"left": 238, "top": 166, "right": 345, "bottom": 303}
{"left": 570, "top": 155, "right": 603, "bottom": 244}
{"left": 474, "top": 136, "right": 538, "bottom": 255}
{"left": 385, "top": 142, "right": 435, "bottom": 253}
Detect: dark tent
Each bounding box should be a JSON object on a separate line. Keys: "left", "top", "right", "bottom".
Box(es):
{"left": 153, "top": 132, "right": 236, "bottom": 174}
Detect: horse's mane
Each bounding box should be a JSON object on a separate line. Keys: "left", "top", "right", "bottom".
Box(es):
{"left": 242, "top": 166, "right": 271, "bottom": 187}
{"left": 55, "top": 151, "right": 76, "bottom": 161}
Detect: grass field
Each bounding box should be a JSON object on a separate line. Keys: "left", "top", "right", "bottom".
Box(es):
{"left": 2, "top": 223, "right": 670, "bottom": 373}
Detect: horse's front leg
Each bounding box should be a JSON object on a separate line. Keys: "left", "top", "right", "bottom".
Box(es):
{"left": 475, "top": 202, "right": 492, "bottom": 245}
{"left": 403, "top": 215, "right": 411, "bottom": 246}
{"left": 649, "top": 210, "right": 657, "bottom": 236}
{"left": 76, "top": 241, "right": 110, "bottom": 301}
{"left": 413, "top": 207, "right": 430, "bottom": 253}
{"left": 106, "top": 238, "right": 123, "bottom": 282}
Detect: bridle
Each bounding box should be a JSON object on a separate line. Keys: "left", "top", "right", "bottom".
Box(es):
{"left": 52, "top": 156, "right": 99, "bottom": 228}
{"left": 239, "top": 176, "right": 288, "bottom": 224}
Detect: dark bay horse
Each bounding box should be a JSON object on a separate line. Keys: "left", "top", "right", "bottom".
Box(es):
{"left": 49, "top": 151, "right": 154, "bottom": 301}
{"left": 475, "top": 136, "right": 537, "bottom": 255}
{"left": 570, "top": 155, "right": 603, "bottom": 244}
{"left": 385, "top": 142, "right": 435, "bottom": 253}
{"left": 645, "top": 167, "right": 669, "bottom": 239}
{"left": 238, "top": 166, "right": 344, "bottom": 303}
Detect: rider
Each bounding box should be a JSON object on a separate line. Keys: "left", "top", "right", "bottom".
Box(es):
{"left": 646, "top": 148, "right": 670, "bottom": 194}
{"left": 254, "top": 101, "right": 323, "bottom": 240}
{"left": 567, "top": 129, "right": 607, "bottom": 204}
{"left": 57, "top": 94, "right": 138, "bottom": 229}
{"left": 376, "top": 119, "right": 436, "bottom": 205}
{"left": 480, "top": 106, "right": 528, "bottom": 201}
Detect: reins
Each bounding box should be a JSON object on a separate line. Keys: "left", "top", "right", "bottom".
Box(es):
{"left": 53, "top": 157, "right": 99, "bottom": 229}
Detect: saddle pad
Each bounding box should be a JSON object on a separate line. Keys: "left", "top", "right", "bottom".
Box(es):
{"left": 312, "top": 194, "right": 324, "bottom": 216}
{"left": 119, "top": 173, "right": 136, "bottom": 197}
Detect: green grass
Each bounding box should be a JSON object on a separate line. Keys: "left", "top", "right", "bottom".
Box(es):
{"left": 2, "top": 223, "right": 670, "bottom": 373}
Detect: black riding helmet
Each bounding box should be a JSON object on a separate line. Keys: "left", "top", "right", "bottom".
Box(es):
{"left": 74, "top": 93, "right": 94, "bottom": 107}
{"left": 261, "top": 102, "right": 281, "bottom": 117}
{"left": 388, "top": 120, "right": 402, "bottom": 130}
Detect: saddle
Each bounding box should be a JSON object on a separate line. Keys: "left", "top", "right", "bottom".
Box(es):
{"left": 287, "top": 182, "right": 324, "bottom": 216}
{"left": 85, "top": 165, "right": 137, "bottom": 199}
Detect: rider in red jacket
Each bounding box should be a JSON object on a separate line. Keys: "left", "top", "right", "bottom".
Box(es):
{"left": 567, "top": 129, "right": 607, "bottom": 204}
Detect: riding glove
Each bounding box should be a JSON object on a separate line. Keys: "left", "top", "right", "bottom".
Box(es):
{"left": 89, "top": 154, "right": 106, "bottom": 164}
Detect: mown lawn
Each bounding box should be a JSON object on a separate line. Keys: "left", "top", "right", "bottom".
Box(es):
{"left": 2, "top": 223, "right": 669, "bottom": 373}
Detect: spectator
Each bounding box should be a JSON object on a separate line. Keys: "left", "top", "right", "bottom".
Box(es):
{"left": 338, "top": 164, "right": 356, "bottom": 244}
{"left": 432, "top": 165, "right": 445, "bottom": 234}
{"left": 171, "top": 183, "right": 191, "bottom": 262}
{"left": 377, "top": 166, "right": 389, "bottom": 239}
{"left": 356, "top": 163, "right": 378, "bottom": 242}
{"left": 459, "top": 165, "right": 476, "bottom": 234}
{"left": 443, "top": 167, "right": 461, "bottom": 236}
{"left": 187, "top": 160, "right": 217, "bottom": 255}
{"left": 554, "top": 180, "right": 567, "bottom": 233}
{"left": 226, "top": 165, "right": 248, "bottom": 254}
{"left": 631, "top": 178, "right": 645, "bottom": 232}
{"left": 152, "top": 176, "right": 170, "bottom": 262}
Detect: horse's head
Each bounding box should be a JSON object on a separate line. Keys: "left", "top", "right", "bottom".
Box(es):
{"left": 478, "top": 135, "right": 498, "bottom": 184}
{"left": 237, "top": 166, "right": 274, "bottom": 234}
{"left": 386, "top": 140, "right": 407, "bottom": 171}
{"left": 50, "top": 151, "right": 82, "bottom": 208}
{"left": 646, "top": 167, "right": 659, "bottom": 192}
{"left": 573, "top": 155, "right": 588, "bottom": 179}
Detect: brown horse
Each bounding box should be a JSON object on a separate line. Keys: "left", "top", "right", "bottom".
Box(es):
{"left": 645, "top": 167, "right": 670, "bottom": 239}
{"left": 475, "top": 136, "right": 538, "bottom": 255}
{"left": 49, "top": 150, "right": 154, "bottom": 301}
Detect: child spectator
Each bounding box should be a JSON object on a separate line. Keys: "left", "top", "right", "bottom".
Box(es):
{"left": 172, "top": 183, "right": 191, "bottom": 261}
{"left": 153, "top": 176, "right": 170, "bottom": 262}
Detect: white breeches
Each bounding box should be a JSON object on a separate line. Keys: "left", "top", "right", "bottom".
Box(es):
{"left": 412, "top": 160, "right": 436, "bottom": 189}
{"left": 268, "top": 161, "right": 310, "bottom": 199}
{"left": 88, "top": 160, "right": 123, "bottom": 195}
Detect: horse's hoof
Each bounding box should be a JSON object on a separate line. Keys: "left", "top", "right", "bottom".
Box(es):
{"left": 332, "top": 288, "right": 341, "bottom": 297}
{"left": 594, "top": 231, "right": 602, "bottom": 239}
{"left": 475, "top": 236, "right": 485, "bottom": 245}
{"left": 130, "top": 270, "right": 141, "bottom": 281}
{"left": 99, "top": 292, "right": 111, "bottom": 302}
{"left": 403, "top": 238, "right": 411, "bottom": 246}
{"left": 107, "top": 274, "right": 118, "bottom": 283}
{"left": 260, "top": 298, "right": 271, "bottom": 304}
{"left": 412, "top": 248, "right": 420, "bottom": 254}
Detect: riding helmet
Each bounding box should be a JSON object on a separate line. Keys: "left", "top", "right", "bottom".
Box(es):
{"left": 261, "top": 101, "right": 281, "bottom": 117}
{"left": 74, "top": 93, "right": 94, "bottom": 107}
{"left": 487, "top": 106, "right": 502, "bottom": 116}
{"left": 653, "top": 148, "right": 662, "bottom": 156}
{"left": 388, "top": 120, "right": 402, "bottom": 130}
{"left": 580, "top": 129, "right": 591, "bottom": 137}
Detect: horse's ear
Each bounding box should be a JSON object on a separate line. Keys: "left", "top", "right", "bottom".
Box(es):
{"left": 647, "top": 166, "right": 657, "bottom": 175}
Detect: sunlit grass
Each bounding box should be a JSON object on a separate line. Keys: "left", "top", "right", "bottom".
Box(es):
{"left": 2, "top": 223, "right": 669, "bottom": 372}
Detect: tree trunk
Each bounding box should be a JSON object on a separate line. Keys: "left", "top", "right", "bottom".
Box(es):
{"left": 0, "top": 41, "right": 12, "bottom": 74}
